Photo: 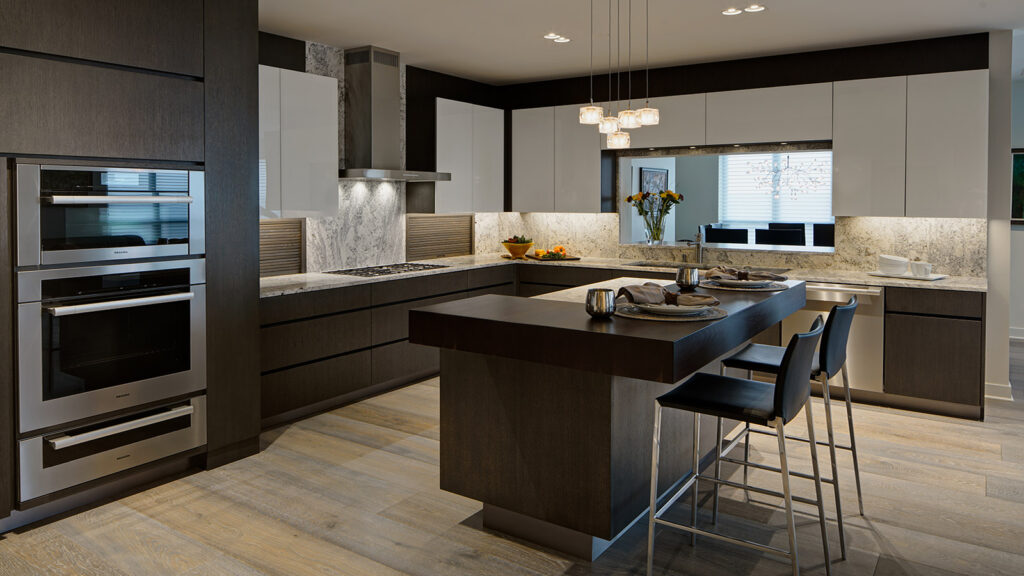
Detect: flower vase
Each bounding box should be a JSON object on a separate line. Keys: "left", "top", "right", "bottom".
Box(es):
{"left": 643, "top": 214, "right": 667, "bottom": 246}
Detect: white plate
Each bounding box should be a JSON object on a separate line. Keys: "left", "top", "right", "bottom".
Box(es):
{"left": 709, "top": 278, "right": 774, "bottom": 288}
{"left": 633, "top": 303, "right": 713, "bottom": 316}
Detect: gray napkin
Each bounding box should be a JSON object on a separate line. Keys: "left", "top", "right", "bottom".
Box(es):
{"left": 617, "top": 283, "right": 719, "bottom": 306}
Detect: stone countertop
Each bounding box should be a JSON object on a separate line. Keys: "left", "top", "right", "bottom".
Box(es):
{"left": 260, "top": 254, "right": 987, "bottom": 298}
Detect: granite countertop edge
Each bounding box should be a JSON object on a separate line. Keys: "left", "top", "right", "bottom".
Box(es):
{"left": 259, "top": 254, "right": 988, "bottom": 298}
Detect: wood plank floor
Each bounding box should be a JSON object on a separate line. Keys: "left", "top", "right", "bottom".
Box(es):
{"left": 4, "top": 345, "right": 1024, "bottom": 575}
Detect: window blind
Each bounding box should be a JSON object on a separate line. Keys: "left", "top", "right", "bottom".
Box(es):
{"left": 718, "top": 151, "right": 833, "bottom": 225}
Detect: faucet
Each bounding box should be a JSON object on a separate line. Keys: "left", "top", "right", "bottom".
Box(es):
{"left": 685, "top": 227, "right": 704, "bottom": 266}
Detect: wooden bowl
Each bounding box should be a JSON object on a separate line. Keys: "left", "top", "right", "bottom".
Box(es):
{"left": 502, "top": 242, "right": 533, "bottom": 259}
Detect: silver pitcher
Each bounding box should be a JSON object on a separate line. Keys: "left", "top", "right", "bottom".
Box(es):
{"left": 676, "top": 266, "right": 701, "bottom": 292}
{"left": 585, "top": 288, "right": 616, "bottom": 319}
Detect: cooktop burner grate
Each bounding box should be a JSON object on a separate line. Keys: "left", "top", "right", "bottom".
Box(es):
{"left": 327, "top": 263, "right": 450, "bottom": 277}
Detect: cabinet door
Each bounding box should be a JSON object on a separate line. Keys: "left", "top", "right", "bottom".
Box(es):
{"left": 512, "top": 107, "right": 555, "bottom": 212}
{"left": 473, "top": 104, "right": 505, "bottom": 212}
{"left": 0, "top": 52, "right": 203, "bottom": 161}
{"left": 258, "top": 66, "right": 283, "bottom": 218}
{"left": 628, "top": 94, "right": 707, "bottom": 149}
{"left": 883, "top": 314, "right": 983, "bottom": 406}
{"left": 832, "top": 77, "right": 907, "bottom": 216}
{"left": 280, "top": 68, "right": 339, "bottom": 217}
{"left": 554, "top": 105, "right": 602, "bottom": 213}
{"left": 0, "top": 0, "right": 203, "bottom": 76}
{"left": 906, "top": 70, "right": 988, "bottom": 218}
{"left": 706, "top": 83, "right": 833, "bottom": 145}
{"left": 435, "top": 98, "right": 474, "bottom": 213}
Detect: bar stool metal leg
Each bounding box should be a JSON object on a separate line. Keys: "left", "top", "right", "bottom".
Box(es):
{"left": 647, "top": 402, "right": 662, "bottom": 576}
{"left": 841, "top": 364, "right": 865, "bottom": 515}
{"left": 774, "top": 418, "right": 800, "bottom": 576}
{"left": 713, "top": 416, "right": 723, "bottom": 525}
{"left": 744, "top": 369, "right": 753, "bottom": 499}
{"left": 819, "top": 373, "right": 846, "bottom": 559}
{"left": 805, "top": 401, "right": 833, "bottom": 576}
{"left": 691, "top": 412, "right": 700, "bottom": 547}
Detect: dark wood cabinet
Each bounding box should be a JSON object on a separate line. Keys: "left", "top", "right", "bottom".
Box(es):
{"left": 886, "top": 287, "right": 984, "bottom": 319}
{"left": 884, "top": 314, "right": 984, "bottom": 405}
{"left": 372, "top": 272, "right": 469, "bottom": 306}
{"left": 0, "top": 0, "right": 204, "bottom": 76}
{"left": 371, "top": 341, "right": 440, "bottom": 388}
{"left": 260, "top": 284, "right": 371, "bottom": 326}
{"left": 262, "top": 351, "right": 371, "bottom": 424}
{"left": 371, "top": 293, "right": 465, "bottom": 346}
{"left": 0, "top": 53, "right": 204, "bottom": 161}
{"left": 515, "top": 264, "right": 674, "bottom": 296}
{"left": 260, "top": 310, "right": 371, "bottom": 372}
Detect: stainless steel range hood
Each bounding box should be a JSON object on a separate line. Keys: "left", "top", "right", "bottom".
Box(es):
{"left": 340, "top": 46, "right": 451, "bottom": 182}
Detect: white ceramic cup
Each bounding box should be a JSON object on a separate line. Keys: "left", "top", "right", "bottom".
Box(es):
{"left": 910, "top": 261, "right": 932, "bottom": 278}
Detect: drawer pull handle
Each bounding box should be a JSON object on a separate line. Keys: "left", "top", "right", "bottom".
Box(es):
{"left": 44, "top": 195, "right": 194, "bottom": 205}
{"left": 45, "top": 292, "right": 194, "bottom": 317}
{"left": 48, "top": 405, "right": 195, "bottom": 450}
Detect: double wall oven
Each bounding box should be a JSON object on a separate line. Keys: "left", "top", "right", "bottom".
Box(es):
{"left": 13, "top": 161, "right": 208, "bottom": 504}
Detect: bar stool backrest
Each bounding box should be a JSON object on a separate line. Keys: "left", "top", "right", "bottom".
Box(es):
{"left": 819, "top": 296, "right": 858, "bottom": 379}
{"left": 774, "top": 315, "right": 825, "bottom": 424}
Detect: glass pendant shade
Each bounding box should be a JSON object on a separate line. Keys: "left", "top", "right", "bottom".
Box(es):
{"left": 598, "top": 116, "right": 620, "bottom": 134}
{"left": 607, "top": 131, "right": 630, "bottom": 149}
{"left": 579, "top": 105, "right": 604, "bottom": 125}
{"left": 638, "top": 107, "right": 660, "bottom": 126}
{"left": 617, "top": 109, "right": 642, "bottom": 129}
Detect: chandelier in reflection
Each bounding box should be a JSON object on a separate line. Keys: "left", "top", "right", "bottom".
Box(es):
{"left": 746, "top": 154, "right": 830, "bottom": 199}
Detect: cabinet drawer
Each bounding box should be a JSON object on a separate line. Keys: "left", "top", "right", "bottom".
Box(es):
{"left": 0, "top": 53, "right": 204, "bottom": 161}
{"left": 468, "top": 265, "right": 515, "bottom": 289}
{"left": 883, "top": 314, "right": 983, "bottom": 405}
{"left": 261, "top": 350, "right": 371, "bottom": 420}
{"left": 260, "top": 309, "right": 371, "bottom": 372}
{"left": 517, "top": 283, "right": 562, "bottom": 297}
{"left": 371, "top": 292, "right": 466, "bottom": 346}
{"left": 372, "top": 271, "right": 469, "bottom": 306}
{"left": 465, "top": 284, "right": 516, "bottom": 298}
{"left": 516, "top": 265, "right": 615, "bottom": 287}
{"left": 885, "top": 288, "right": 984, "bottom": 319}
{"left": 0, "top": 0, "right": 204, "bottom": 76}
{"left": 371, "top": 340, "right": 439, "bottom": 387}
{"left": 260, "top": 284, "right": 371, "bottom": 326}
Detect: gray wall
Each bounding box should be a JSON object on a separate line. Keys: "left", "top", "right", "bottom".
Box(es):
{"left": 674, "top": 155, "right": 719, "bottom": 242}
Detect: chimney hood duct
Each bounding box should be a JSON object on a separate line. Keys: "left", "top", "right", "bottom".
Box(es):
{"left": 340, "top": 46, "right": 451, "bottom": 182}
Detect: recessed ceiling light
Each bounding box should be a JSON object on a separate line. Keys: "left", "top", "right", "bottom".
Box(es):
{"left": 722, "top": 8, "right": 743, "bottom": 16}
{"left": 554, "top": 36, "right": 571, "bottom": 43}
{"left": 745, "top": 4, "right": 766, "bottom": 12}
{"left": 544, "top": 33, "right": 560, "bottom": 39}
{"left": 733, "top": 144, "right": 741, "bottom": 147}
{"left": 690, "top": 146, "right": 697, "bottom": 149}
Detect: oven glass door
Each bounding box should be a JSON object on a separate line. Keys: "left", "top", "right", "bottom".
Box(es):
{"left": 19, "top": 265, "right": 206, "bottom": 434}
{"left": 38, "top": 167, "right": 193, "bottom": 262}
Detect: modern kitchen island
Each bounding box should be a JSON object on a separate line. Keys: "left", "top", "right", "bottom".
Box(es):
{"left": 408, "top": 277, "right": 806, "bottom": 560}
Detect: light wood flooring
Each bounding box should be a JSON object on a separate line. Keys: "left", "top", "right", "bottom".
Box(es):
{"left": 3, "top": 346, "right": 1024, "bottom": 575}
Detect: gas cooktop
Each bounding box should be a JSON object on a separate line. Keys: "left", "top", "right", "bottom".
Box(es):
{"left": 327, "top": 263, "right": 450, "bottom": 277}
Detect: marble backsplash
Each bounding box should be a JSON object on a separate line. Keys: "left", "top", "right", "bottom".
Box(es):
{"left": 305, "top": 181, "right": 406, "bottom": 272}
{"left": 474, "top": 213, "right": 620, "bottom": 258}
{"left": 474, "top": 214, "right": 987, "bottom": 277}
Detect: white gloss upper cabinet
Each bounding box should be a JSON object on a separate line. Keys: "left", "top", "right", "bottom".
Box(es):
{"left": 258, "top": 65, "right": 282, "bottom": 218}
{"left": 472, "top": 103, "right": 504, "bottom": 212}
{"left": 259, "top": 65, "right": 339, "bottom": 218}
{"left": 627, "top": 94, "right": 706, "bottom": 149}
{"left": 706, "top": 83, "right": 833, "bottom": 145}
{"left": 435, "top": 98, "right": 504, "bottom": 213}
{"left": 512, "top": 106, "right": 556, "bottom": 212}
{"left": 553, "top": 105, "right": 601, "bottom": 213}
{"left": 832, "top": 76, "right": 907, "bottom": 217}
{"left": 435, "top": 98, "right": 473, "bottom": 213}
{"left": 905, "top": 70, "right": 988, "bottom": 218}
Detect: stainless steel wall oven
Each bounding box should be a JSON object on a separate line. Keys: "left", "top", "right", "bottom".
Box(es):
{"left": 16, "top": 163, "right": 205, "bottom": 266}
{"left": 16, "top": 259, "right": 206, "bottom": 435}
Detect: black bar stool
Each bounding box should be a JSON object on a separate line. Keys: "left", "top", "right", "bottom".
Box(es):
{"left": 719, "top": 297, "right": 863, "bottom": 560}
{"left": 647, "top": 317, "right": 831, "bottom": 576}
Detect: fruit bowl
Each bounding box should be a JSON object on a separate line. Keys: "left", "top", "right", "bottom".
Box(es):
{"left": 502, "top": 241, "right": 533, "bottom": 259}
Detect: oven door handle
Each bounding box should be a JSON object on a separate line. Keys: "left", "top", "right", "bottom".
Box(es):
{"left": 804, "top": 283, "right": 883, "bottom": 297}
{"left": 44, "top": 292, "right": 195, "bottom": 317}
{"left": 44, "top": 195, "right": 194, "bottom": 205}
{"left": 48, "top": 405, "right": 195, "bottom": 450}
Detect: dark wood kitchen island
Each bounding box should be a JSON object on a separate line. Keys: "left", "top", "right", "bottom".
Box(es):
{"left": 409, "top": 277, "right": 805, "bottom": 560}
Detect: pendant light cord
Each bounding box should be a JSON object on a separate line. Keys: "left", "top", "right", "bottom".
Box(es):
{"left": 645, "top": 0, "right": 649, "bottom": 105}
{"left": 607, "top": 0, "right": 612, "bottom": 113}
{"left": 627, "top": 0, "right": 632, "bottom": 110}
{"left": 616, "top": 0, "right": 620, "bottom": 113}
{"left": 589, "top": 0, "right": 594, "bottom": 104}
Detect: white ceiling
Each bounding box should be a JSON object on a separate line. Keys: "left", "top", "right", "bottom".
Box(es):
{"left": 259, "top": 0, "right": 1024, "bottom": 85}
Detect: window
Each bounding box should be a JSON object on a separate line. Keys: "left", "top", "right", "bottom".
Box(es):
{"left": 718, "top": 151, "right": 833, "bottom": 225}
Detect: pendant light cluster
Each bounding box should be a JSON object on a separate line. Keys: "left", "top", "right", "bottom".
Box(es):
{"left": 579, "top": 0, "right": 659, "bottom": 149}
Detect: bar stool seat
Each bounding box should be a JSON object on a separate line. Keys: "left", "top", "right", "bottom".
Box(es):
{"left": 722, "top": 343, "right": 821, "bottom": 377}
{"left": 657, "top": 373, "right": 776, "bottom": 425}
